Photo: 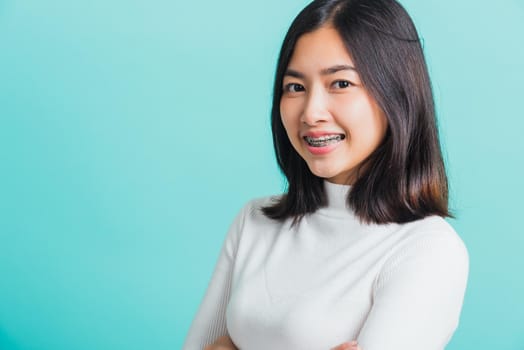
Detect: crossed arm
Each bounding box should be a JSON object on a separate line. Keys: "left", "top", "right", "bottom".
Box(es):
{"left": 204, "top": 335, "right": 362, "bottom": 350}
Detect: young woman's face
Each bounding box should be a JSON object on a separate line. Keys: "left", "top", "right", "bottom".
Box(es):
{"left": 280, "top": 26, "right": 388, "bottom": 185}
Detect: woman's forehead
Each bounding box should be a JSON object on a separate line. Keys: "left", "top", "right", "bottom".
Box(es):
{"left": 286, "top": 27, "right": 357, "bottom": 74}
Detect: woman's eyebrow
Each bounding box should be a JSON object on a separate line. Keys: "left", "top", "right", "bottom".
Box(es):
{"left": 284, "top": 69, "right": 305, "bottom": 79}
{"left": 321, "top": 64, "right": 356, "bottom": 75}
{"left": 284, "top": 64, "right": 357, "bottom": 78}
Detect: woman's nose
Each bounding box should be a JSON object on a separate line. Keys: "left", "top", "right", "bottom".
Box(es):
{"left": 301, "top": 88, "right": 330, "bottom": 126}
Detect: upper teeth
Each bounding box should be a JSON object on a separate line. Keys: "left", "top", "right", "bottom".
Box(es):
{"left": 305, "top": 135, "right": 344, "bottom": 143}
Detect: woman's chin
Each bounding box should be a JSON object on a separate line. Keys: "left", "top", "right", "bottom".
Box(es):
{"left": 307, "top": 166, "right": 354, "bottom": 185}
{"left": 307, "top": 167, "right": 339, "bottom": 180}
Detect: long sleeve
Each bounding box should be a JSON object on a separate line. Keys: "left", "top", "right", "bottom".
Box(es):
{"left": 356, "top": 232, "right": 470, "bottom": 350}
{"left": 182, "top": 205, "right": 247, "bottom": 350}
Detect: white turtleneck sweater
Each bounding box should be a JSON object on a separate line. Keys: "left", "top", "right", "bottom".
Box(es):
{"left": 183, "top": 181, "right": 469, "bottom": 350}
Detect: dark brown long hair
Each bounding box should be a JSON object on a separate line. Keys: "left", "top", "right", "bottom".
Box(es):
{"left": 262, "top": 0, "right": 453, "bottom": 225}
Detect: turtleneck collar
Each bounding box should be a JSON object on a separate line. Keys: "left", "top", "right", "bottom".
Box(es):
{"left": 323, "top": 180, "right": 352, "bottom": 212}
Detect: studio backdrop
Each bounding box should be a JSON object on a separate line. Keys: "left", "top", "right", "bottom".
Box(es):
{"left": 1, "top": 0, "right": 523, "bottom": 349}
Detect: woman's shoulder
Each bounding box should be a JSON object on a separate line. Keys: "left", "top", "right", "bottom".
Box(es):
{"left": 224, "top": 194, "right": 284, "bottom": 230}
{"left": 237, "top": 193, "right": 284, "bottom": 222}
{"left": 402, "top": 214, "right": 458, "bottom": 237}
{"left": 404, "top": 215, "right": 464, "bottom": 244}
{"left": 386, "top": 215, "right": 469, "bottom": 267}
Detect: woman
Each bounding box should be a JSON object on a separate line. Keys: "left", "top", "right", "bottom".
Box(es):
{"left": 183, "top": 0, "right": 469, "bottom": 349}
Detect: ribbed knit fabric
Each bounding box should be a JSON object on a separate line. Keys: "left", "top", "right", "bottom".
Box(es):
{"left": 183, "top": 181, "right": 469, "bottom": 350}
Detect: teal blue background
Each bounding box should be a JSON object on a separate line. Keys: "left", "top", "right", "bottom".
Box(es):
{"left": 1, "top": 0, "right": 523, "bottom": 349}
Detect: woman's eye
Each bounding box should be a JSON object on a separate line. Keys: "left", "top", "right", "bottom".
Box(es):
{"left": 332, "top": 80, "right": 352, "bottom": 89}
{"left": 284, "top": 83, "right": 305, "bottom": 93}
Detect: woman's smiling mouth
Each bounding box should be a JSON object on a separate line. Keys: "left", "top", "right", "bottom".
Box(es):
{"left": 304, "top": 134, "right": 346, "bottom": 147}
